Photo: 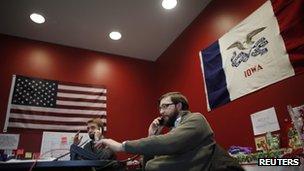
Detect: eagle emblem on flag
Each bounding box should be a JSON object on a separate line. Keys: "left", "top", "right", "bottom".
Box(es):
{"left": 227, "top": 27, "right": 269, "bottom": 67}
{"left": 227, "top": 27, "right": 267, "bottom": 50}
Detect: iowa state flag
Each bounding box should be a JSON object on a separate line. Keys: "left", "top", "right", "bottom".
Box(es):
{"left": 200, "top": 0, "right": 304, "bottom": 111}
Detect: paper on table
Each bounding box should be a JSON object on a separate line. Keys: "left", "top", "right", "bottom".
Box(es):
{"left": 40, "top": 131, "right": 90, "bottom": 160}
{"left": 250, "top": 107, "right": 280, "bottom": 135}
{"left": 0, "top": 134, "right": 19, "bottom": 149}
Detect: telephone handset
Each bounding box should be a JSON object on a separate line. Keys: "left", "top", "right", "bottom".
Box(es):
{"left": 154, "top": 117, "right": 165, "bottom": 135}
{"left": 94, "top": 127, "right": 102, "bottom": 142}
{"left": 158, "top": 117, "right": 165, "bottom": 126}
{"left": 90, "top": 127, "right": 102, "bottom": 141}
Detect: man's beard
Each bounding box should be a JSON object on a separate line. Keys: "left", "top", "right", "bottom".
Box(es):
{"left": 164, "top": 109, "right": 179, "bottom": 127}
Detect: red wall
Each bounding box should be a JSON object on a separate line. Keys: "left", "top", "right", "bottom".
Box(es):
{"left": 155, "top": 0, "right": 304, "bottom": 149}
{"left": 0, "top": 34, "right": 158, "bottom": 157}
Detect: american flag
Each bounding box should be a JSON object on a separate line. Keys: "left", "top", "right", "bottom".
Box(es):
{"left": 3, "top": 75, "right": 107, "bottom": 132}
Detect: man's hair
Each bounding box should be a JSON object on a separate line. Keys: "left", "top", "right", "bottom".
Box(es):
{"left": 87, "top": 118, "right": 104, "bottom": 132}
{"left": 159, "top": 92, "right": 189, "bottom": 110}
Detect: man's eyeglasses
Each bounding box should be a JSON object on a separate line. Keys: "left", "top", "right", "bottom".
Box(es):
{"left": 159, "top": 103, "right": 175, "bottom": 110}
{"left": 87, "top": 125, "right": 97, "bottom": 131}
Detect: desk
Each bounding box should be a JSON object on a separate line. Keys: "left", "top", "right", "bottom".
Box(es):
{"left": 0, "top": 160, "right": 121, "bottom": 171}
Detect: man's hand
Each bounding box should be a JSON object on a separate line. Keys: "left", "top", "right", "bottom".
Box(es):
{"left": 94, "top": 139, "right": 124, "bottom": 152}
{"left": 73, "top": 130, "right": 83, "bottom": 145}
{"left": 148, "top": 117, "right": 164, "bottom": 136}
{"left": 94, "top": 128, "right": 102, "bottom": 141}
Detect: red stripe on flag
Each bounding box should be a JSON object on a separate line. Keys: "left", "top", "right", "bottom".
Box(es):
{"left": 57, "top": 89, "right": 106, "bottom": 95}
{"left": 58, "top": 82, "right": 106, "bottom": 89}
{"left": 56, "top": 97, "right": 106, "bottom": 103}
{"left": 55, "top": 105, "right": 106, "bottom": 110}
{"left": 272, "top": 0, "right": 304, "bottom": 74}
{"left": 9, "top": 118, "right": 87, "bottom": 126}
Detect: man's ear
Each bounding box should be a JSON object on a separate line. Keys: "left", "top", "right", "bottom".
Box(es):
{"left": 176, "top": 102, "right": 182, "bottom": 110}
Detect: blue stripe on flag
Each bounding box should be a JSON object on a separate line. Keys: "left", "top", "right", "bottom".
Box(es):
{"left": 201, "top": 41, "right": 231, "bottom": 109}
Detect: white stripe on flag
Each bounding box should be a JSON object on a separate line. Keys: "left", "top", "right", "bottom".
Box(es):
{"left": 8, "top": 122, "right": 87, "bottom": 131}
{"left": 11, "top": 104, "right": 106, "bottom": 115}
{"left": 56, "top": 100, "right": 106, "bottom": 108}
{"left": 57, "top": 92, "right": 107, "bottom": 100}
{"left": 10, "top": 113, "right": 107, "bottom": 123}
{"left": 58, "top": 84, "right": 106, "bottom": 93}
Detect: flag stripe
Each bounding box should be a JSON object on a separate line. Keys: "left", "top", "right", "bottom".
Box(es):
{"left": 11, "top": 104, "right": 106, "bottom": 115}
{"left": 57, "top": 92, "right": 106, "bottom": 100}
{"left": 9, "top": 113, "right": 107, "bottom": 123}
{"left": 9, "top": 118, "right": 87, "bottom": 126}
{"left": 58, "top": 84, "right": 106, "bottom": 93}
{"left": 56, "top": 97, "right": 106, "bottom": 103}
{"left": 8, "top": 122, "right": 87, "bottom": 131}
{"left": 58, "top": 81, "right": 106, "bottom": 89}
{"left": 273, "top": 0, "right": 304, "bottom": 74}
{"left": 55, "top": 105, "right": 106, "bottom": 110}
{"left": 10, "top": 109, "right": 106, "bottom": 118}
{"left": 57, "top": 89, "right": 106, "bottom": 95}
{"left": 201, "top": 41, "right": 231, "bottom": 109}
{"left": 56, "top": 100, "right": 106, "bottom": 108}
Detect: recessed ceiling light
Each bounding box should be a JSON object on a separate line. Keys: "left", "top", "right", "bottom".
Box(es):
{"left": 30, "top": 13, "right": 45, "bottom": 24}
{"left": 109, "top": 31, "right": 122, "bottom": 40}
{"left": 162, "top": 0, "right": 177, "bottom": 10}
